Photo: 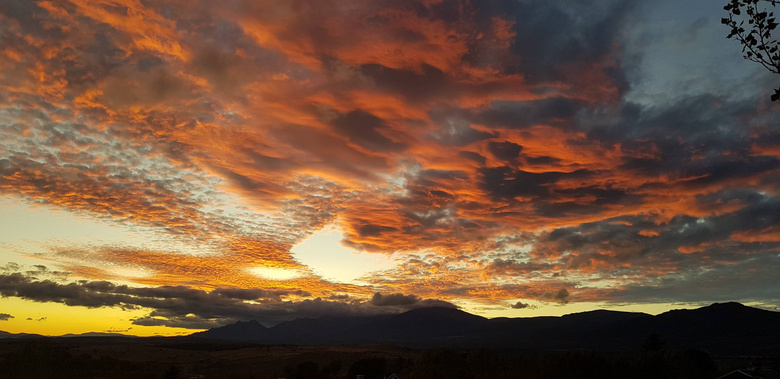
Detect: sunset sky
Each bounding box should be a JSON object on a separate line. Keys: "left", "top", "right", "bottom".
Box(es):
{"left": 1, "top": 0, "right": 779, "bottom": 336}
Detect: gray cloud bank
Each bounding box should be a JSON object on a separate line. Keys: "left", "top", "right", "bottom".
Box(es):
{"left": 0, "top": 271, "right": 455, "bottom": 329}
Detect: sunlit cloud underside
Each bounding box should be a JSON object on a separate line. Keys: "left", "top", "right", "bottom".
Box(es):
{"left": 0, "top": 0, "right": 779, "bottom": 335}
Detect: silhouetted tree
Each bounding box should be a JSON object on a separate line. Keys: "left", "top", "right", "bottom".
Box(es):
{"left": 723, "top": 0, "right": 780, "bottom": 100}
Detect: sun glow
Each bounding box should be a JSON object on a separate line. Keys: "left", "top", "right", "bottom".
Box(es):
{"left": 248, "top": 266, "right": 303, "bottom": 281}
{"left": 291, "top": 225, "right": 396, "bottom": 284}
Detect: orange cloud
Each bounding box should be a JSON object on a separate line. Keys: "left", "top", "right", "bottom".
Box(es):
{"left": 1, "top": 0, "right": 777, "bottom": 318}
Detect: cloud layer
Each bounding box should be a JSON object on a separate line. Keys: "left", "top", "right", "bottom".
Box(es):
{"left": 0, "top": 0, "right": 778, "bottom": 325}
{"left": 0, "top": 271, "right": 453, "bottom": 327}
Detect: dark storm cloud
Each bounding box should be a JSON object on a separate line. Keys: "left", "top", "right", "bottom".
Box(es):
{"left": 627, "top": 193, "right": 780, "bottom": 258}
{"left": 242, "top": 149, "right": 299, "bottom": 172}
{"left": 503, "top": 0, "right": 635, "bottom": 83}
{"left": 592, "top": 95, "right": 775, "bottom": 169}
{"left": 535, "top": 186, "right": 641, "bottom": 217}
{"left": 408, "top": 0, "right": 634, "bottom": 87}
{"left": 602, "top": 255, "right": 780, "bottom": 304}
{"left": 667, "top": 194, "right": 780, "bottom": 249}
{"left": 370, "top": 292, "right": 457, "bottom": 308}
{"left": 0, "top": 1, "right": 66, "bottom": 39}
{"left": 458, "top": 151, "right": 487, "bottom": 165}
{"left": 478, "top": 166, "right": 592, "bottom": 200}
{"left": 0, "top": 263, "right": 21, "bottom": 272}
{"left": 211, "top": 288, "right": 311, "bottom": 301}
{"left": 542, "top": 288, "right": 570, "bottom": 304}
{"left": 24, "top": 265, "right": 68, "bottom": 278}
{"left": 189, "top": 46, "right": 246, "bottom": 92}
{"left": 0, "top": 313, "right": 13, "bottom": 321}
{"left": 510, "top": 301, "right": 532, "bottom": 309}
{"left": 0, "top": 271, "right": 455, "bottom": 328}
{"left": 388, "top": 169, "right": 471, "bottom": 229}
{"left": 414, "top": 169, "right": 469, "bottom": 187}
{"left": 0, "top": 272, "right": 306, "bottom": 313}
{"left": 474, "top": 98, "right": 585, "bottom": 129}
{"left": 358, "top": 224, "right": 398, "bottom": 237}
{"left": 479, "top": 167, "right": 560, "bottom": 199}
{"left": 488, "top": 141, "right": 523, "bottom": 161}
{"left": 360, "top": 63, "right": 448, "bottom": 102}
{"left": 464, "top": 89, "right": 780, "bottom": 222}
{"left": 131, "top": 314, "right": 230, "bottom": 329}
{"left": 428, "top": 98, "right": 588, "bottom": 142}
{"left": 370, "top": 292, "right": 420, "bottom": 306}
{"left": 330, "top": 109, "right": 407, "bottom": 152}
{"left": 0, "top": 273, "right": 122, "bottom": 307}
{"left": 524, "top": 155, "right": 562, "bottom": 166}
{"left": 681, "top": 156, "right": 780, "bottom": 189}
{"left": 529, "top": 192, "right": 780, "bottom": 288}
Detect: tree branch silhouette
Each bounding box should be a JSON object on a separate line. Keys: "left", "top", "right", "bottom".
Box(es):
{"left": 723, "top": 0, "right": 780, "bottom": 100}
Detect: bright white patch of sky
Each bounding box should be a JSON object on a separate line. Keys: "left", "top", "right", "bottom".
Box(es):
{"left": 291, "top": 224, "right": 397, "bottom": 284}
{"left": 247, "top": 266, "right": 303, "bottom": 281}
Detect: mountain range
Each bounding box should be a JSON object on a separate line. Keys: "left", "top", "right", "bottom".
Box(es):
{"left": 193, "top": 302, "right": 780, "bottom": 355}
{"left": 0, "top": 330, "right": 44, "bottom": 338}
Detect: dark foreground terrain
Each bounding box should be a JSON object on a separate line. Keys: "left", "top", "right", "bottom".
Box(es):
{"left": 1, "top": 303, "right": 779, "bottom": 378}
{"left": 0, "top": 336, "right": 778, "bottom": 379}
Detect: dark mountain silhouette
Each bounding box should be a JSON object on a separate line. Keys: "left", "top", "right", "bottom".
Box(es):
{"left": 192, "top": 308, "right": 487, "bottom": 345}
{"left": 0, "top": 330, "right": 44, "bottom": 338}
{"left": 193, "top": 302, "right": 780, "bottom": 355}
{"left": 60, "top": 332, "right": 137, "bottom": 338}
{"left": 348, "top": 307, "right": 488, "bottom": 346}
{"left": 196, "top": 319, "right": 270, "bottom": 341}
{"left": 0, "top": 330, "right": 134, "bottom": 339}
{"left": 619, "top": 302, "right": 780, "bottom": 355}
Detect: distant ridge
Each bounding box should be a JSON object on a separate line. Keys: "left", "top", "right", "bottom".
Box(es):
{"left": 60, "top": 332, "right": 137, "bottom": 338}
{"left": 193, "top": 319, "right": 269, "bottom": 341}
{"left": 0, "top": 330, "right": 44, "bottom": 339}
{"left": 192, "top": 303, "right": 780, "bottom": 355}
{"left": 0, "top": 330, "right": 135, "bottom": 338}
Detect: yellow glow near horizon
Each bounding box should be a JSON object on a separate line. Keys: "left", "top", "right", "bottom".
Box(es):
{"left": 0, "top": 297, "right": 199, "bottom": 336}
{"left": 462, "top": 299, "right": 709, "bottom": 319}
{"left": 0, "top": 294, "right": 733, "bottom": 337}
